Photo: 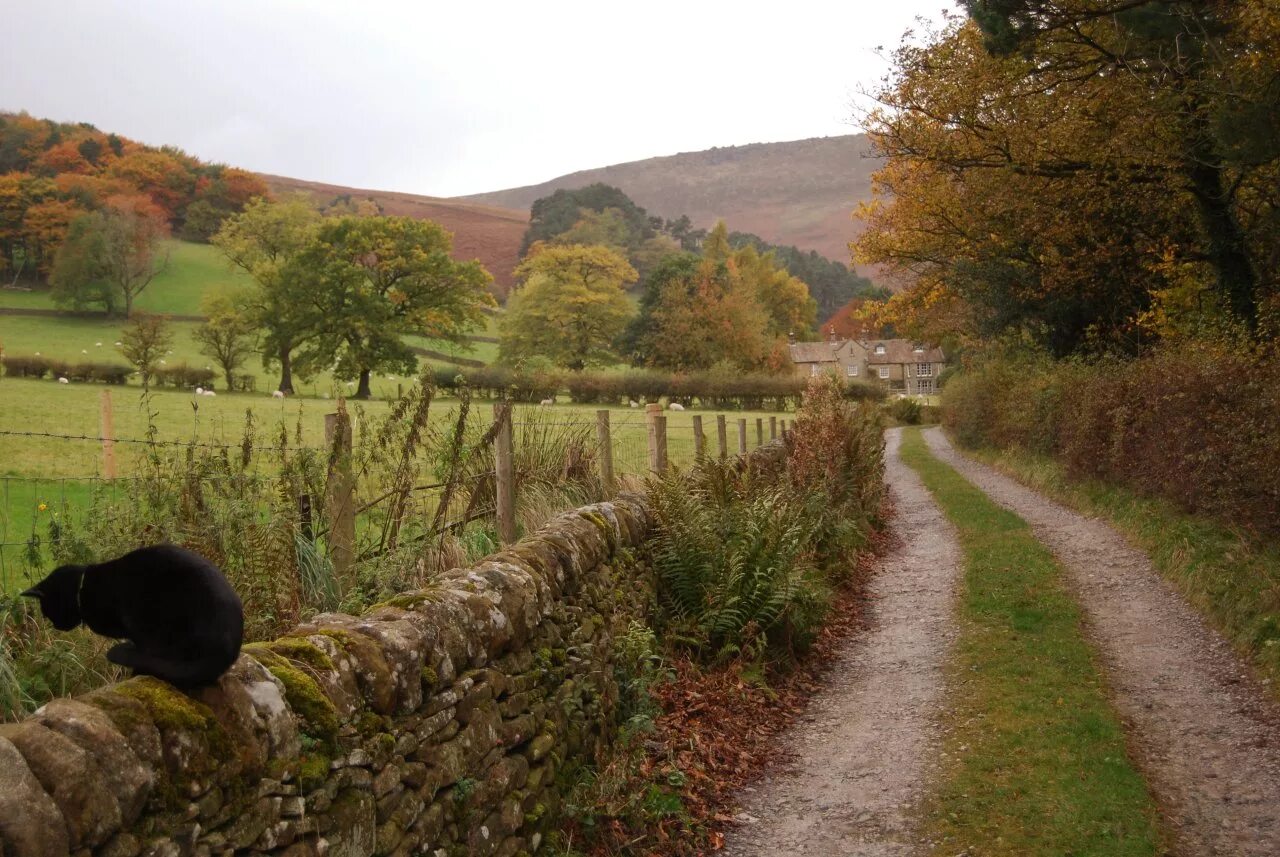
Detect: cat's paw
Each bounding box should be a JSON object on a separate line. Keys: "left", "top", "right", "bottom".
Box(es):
{"left": 106, "top": 641, "right": 140, "bottom": 667}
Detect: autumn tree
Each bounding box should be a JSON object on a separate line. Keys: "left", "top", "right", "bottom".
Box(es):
{"left": 212, "top": 197, "right": 319, "bottom": 394}
{"left": 50, "top": 196, "right": 169, "bottom": 317}
{"left": 857, "top": 4, "right": 1280, "bottom": 352}
{"left": 293, "top": 216, "right": 494, "bottom": 399}
{"left": 499, "top": 244, "right": 637, "bottom": 370}
{"left": 117, "top": 313, "right": 173, "bottom": 388}
{"left": 625, "top": 253, "right": 772, "bottom": 372}
{"left": 194, "top": 290, "right": 257, "bottom": 390}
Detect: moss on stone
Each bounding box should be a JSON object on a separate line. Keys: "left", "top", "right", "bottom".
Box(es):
{"left": 375, "top": 591, "right": 439, "bottom": 611}
{"left": 244, "top": 648, "right": 339, "bottom": 753}
{"left": 297, "top": 751, "right": 332, "bottom": 793}
{"left": 256, "top": 638, "right": 335, "bottom": 672}
{"left": 421, "top": 666, "right": 439, "bottom": 691}
{"left": 311, "top": 628, "right": 396, "bottom": 712}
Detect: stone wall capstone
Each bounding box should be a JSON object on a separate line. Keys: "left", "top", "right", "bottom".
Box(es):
{"left": 0, "top": 493, "right": 653, "bottom": 857}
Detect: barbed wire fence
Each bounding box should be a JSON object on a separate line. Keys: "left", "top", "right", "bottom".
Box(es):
{"left": 0, "top": 402, "right": 796, "bottom": 592}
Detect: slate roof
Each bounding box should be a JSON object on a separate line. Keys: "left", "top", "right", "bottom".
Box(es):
{"left": 788, "top": 341, "right": 841, "bottom": 364}
{"left": 864, "top": 340, "right": 946, "bottom": 365}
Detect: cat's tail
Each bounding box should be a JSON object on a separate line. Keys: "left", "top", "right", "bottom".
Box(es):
{"left": 108, "top": 643, "right": 238, "bottom": 688}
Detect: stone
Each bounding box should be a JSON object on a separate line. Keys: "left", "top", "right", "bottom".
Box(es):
{"left": 0, "top": 736, "right": 69, "bottom": 857}
{"left": 326, "top": 789, "right": 375, "bottom": 857}
{"left": 32, "top": 698, "right": 152, "bottom": 826}
{"left": 0, "top": 721, "right": 120, "bottom": 850}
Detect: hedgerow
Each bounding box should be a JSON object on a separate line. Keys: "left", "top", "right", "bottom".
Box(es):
{"left": 943, "top": 345, "right": 1280, "bottom": 537}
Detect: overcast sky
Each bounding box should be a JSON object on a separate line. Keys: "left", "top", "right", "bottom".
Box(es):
{"left": 3, "top": 0, "right": 955, "bottom": 197}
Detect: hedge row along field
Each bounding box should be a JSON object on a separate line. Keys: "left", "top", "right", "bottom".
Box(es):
{"left": 942, "top": 345, "right": 1280, "bottom": 538}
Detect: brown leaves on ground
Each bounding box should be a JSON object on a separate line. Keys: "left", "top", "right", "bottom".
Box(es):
{"left": 578, "top": 523, "right": 889, "bottom": 857}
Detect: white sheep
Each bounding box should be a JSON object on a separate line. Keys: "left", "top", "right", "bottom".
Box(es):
{"left": 668, "top": 402, "right": 685, "bottom": 411}
{"left": 203, "top": 390, "right": 217, "bottom": 397}
{"left": 57, "top": 377, "right": 69, "bottom": 384}
{"left": 540, "top": 397, "right": 555, "bottom": 406}
{"left": 195, "top": 387, "right": 205, "bottom": 395}
{"left": 81, "top": 349, "right": 88, "bottom": 354}
{"left": 628, "top": 400, "right": 640, "bottom": 408}
{"left": 271, "top": 390, "right": 286, "bottom": 399}
{"left": 95, "top": 342, "right": 102, "bottom": 347}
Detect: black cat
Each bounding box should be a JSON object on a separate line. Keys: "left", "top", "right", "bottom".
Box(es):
{"left": 22, "top": 544, "right": 244, "bottom": 687}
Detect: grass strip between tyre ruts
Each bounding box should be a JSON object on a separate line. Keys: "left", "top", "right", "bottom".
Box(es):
{"left": 898, "top": 428, "right": 1166, "bottom": 857}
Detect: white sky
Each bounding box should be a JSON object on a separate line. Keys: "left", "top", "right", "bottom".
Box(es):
{"left": 3, "top": 0, "right": 955, "bottom": 197}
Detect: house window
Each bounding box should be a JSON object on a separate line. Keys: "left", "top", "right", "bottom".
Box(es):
{"left": 810, "top": 364, "right": 820, "bottom": 376}
{"left": 913, "top": 343, "right": 925, "bottom": 353}
{"left": 874, "top": 344, "right": 886, "bottom": 355}
{"left": 878, "top": 367, "right": 889, "bottom": 379}
{"left": 917, "top": 379, "right": 936, "bottom": 394}
{"left": 917, "top": 363, "right": 933, "bottom": 377}
{"left": 847, "top": 365, "right": 859, "bottom": 377}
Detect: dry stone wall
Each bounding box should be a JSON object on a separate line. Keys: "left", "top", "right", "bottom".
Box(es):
{"left": 0, "top": 494, "right": 653, "bottom": 857}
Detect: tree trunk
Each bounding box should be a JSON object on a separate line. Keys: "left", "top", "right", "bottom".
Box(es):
{"left": 277, "top": 345, "right": 295, "bottom": 395}
{"left": 355, "top": 367, "right": 372, "bottom": 400}
{"left": 1186, "top": 143, "right": 1258, "bottom": 331}
{"left": 224, "top": 366, "right": 235, "bottom": 392}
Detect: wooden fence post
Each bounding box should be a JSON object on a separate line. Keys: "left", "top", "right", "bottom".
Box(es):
{"left": 737, "top": 418, "right": 747, "bottom": 455}
{"left": 646, "top": 403, "right": 664, "bottom": 474}
{"left": 755, "top": 417, "right": 763, "bottom": 448}
{"left": 692, "top": 415, "right": 705, "bottom": 459}
{"left": 324, "top": 403, "right": 356, "bottom": 591}
{"left": 596, "top": 409, "right": 615, "bottom": 495}
{"left": 299, "top": 494, "right": 313, "bottom": 541}
{"left": 100, "top": 390, "right": 117, "bottom": 480}
{"left": 655, "top": 416, "right": 668, "bottom": 474}
{"left": 769, "top": 416, "right": 778, "bottom": 440}
{"left": 494, "top": 402, "right": 517, "bottom": 545}
{"left": 716, "top": 415, "right": 728, "bottom": 459}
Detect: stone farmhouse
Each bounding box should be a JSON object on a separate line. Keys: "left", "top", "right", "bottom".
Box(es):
{"left": 788, "top": 334, "right": 946, "bottom": 395}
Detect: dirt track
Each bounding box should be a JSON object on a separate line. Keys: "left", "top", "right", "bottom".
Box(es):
{"left": 923, "top": 427, "right": 1280, "bottom": 856}
{"left": 724, "top": 428, "right": 961, "bottom": 856}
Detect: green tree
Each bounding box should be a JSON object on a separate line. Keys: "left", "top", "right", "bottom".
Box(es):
{"left": 117, "top": 313, "right": 173, "bottom": 388}
{"left": 193, "top": 290, "right": 257, "bottom": 391}
{"left": 499, "top": 244, "right": 637, "bottom": 370}
{"left": 521, "top": 184, "right": 655, "bottom": 257}
{"left": 212, "top": 197, "right": 319, "bottom": 394}
{"left": 50, "top": 201, "right": 168, "bottom": 317}
{"left": 294, "top": 215, "right": 494, "bottom": 399}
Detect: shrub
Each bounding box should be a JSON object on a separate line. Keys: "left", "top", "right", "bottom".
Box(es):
{"left": 943, "top": 345, "right": 1280, "bottom": 537}
{"left": 2, "top": 355, "right": 131, "bottom": 384}
{"left": 648, "top": 460, "right": 829, "bottom": 660}
{"left": 3, "top": 355, "right": 54, "bottom": 378}
{"left": 886, "top": 397, "right": 922, "bottom": 425}
{"left": 152, "top": 363, "right": 217, "bottom": 389}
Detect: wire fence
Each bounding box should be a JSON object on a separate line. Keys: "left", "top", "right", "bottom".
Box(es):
{"left": 0, "top": 405, "right": 794, "bottom": 591}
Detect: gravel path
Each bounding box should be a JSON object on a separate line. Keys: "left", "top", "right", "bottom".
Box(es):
{"left": 724, "top": 428, "right": 962, "bottom": 856}
{"left": 923, "top": 427, "right": 1280, "bottom": 856}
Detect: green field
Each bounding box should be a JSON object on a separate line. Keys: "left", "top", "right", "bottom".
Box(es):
{"left": 0, "top": 241, "right": 252, "bottom": 316}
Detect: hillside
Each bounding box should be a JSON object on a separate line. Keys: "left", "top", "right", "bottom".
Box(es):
{"left": 457, "top": 135, "right": 881, "bottom": 271}
{"left": 259, "top": 174, "right": 528, "bottom": 294}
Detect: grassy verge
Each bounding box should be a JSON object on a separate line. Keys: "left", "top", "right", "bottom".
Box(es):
{"left": 898, "top": 428, "right": 1164, "bottom": 857}
{"left": 963, "top": 442, "right": 1280, "bottom": 697}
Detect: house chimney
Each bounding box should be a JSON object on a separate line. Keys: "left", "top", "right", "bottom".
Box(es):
{"left": 827, "top": 326, "right": 837, "bottom": 343}
{"left": 788, "top": 331, "right": 796, "bottom": 345}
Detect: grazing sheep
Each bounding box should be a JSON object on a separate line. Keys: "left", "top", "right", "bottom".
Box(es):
{"left": 81, "top": 349, "right": 88, "bottom": 354}
{"left": 57, "top": 377, "right": 69, "bottom": 384}
{"left": 668, "top": 402, "right": 685, "bottom": 411}
{"left": 540, "top": 398, "right": 555, "bottom": 406}
{"left": 203, "top": 390, "right": 217, "bottom": 397}
{"left": 95, "top": 342, "right": 102, "bottom": 347}
{"left": 271, "top": 390, "right": 286, "bottom": 399}
{"left": 629, "top": 400, "right": 640, "bottom": 408}
{"left": 195, "top": 387, "right": 205, "bottom": 396}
